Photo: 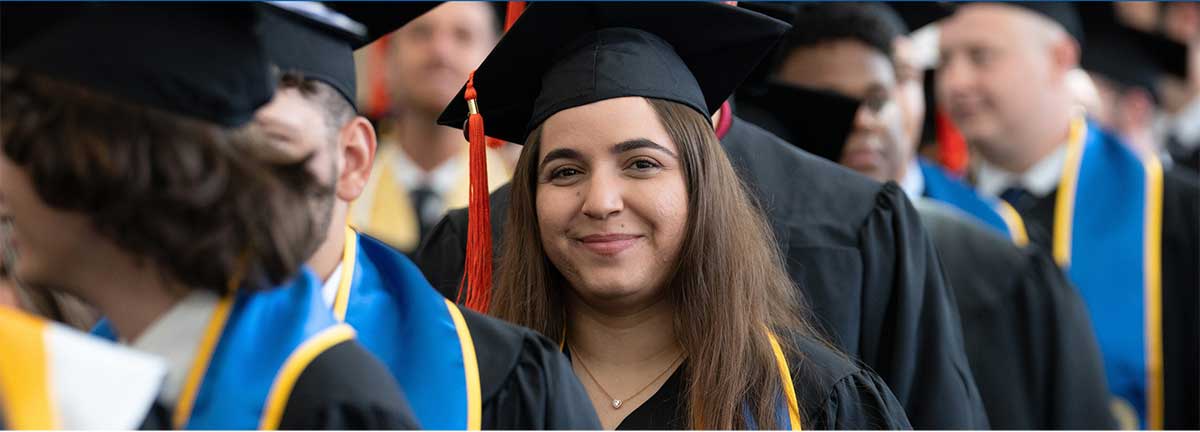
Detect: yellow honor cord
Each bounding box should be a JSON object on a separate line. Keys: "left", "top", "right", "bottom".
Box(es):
{"left": 1052, "top": 115, "right": 1087, "bottom": 267}
{"left": 766, "top": 330, "right": 802, "bottom": 430}
{"left": 172, "top": 295, "right": 235, "bottom": 429}
{"left": 445, "top": 300, "right": 483, "bottom": 430}
{"left": 333, "top": 226, "right": 358, "bottom": 321}
{"left": 1140, "top": 152, "right": 1164, "bottom": 429}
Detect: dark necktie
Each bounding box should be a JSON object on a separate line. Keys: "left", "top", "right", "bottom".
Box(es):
{"left": 999, "top": 185, "right": 1034, "bottom": 212}
{"left": 409, "top": 185, "right": 437, "bottom": 241}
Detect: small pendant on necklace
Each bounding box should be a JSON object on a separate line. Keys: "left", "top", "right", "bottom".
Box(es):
{"left": 611, "top": 399, "right": 623, "bottom": 409}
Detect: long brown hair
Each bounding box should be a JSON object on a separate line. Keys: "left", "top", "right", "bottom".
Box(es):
{"left": 493, "top": 97, "right": 821, "bottom": 429}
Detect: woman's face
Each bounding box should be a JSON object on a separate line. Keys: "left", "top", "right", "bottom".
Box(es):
{"left": 535, "top": 97, "right": 688, "bottom": 308}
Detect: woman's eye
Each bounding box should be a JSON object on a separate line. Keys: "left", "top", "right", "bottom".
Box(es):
{"left": 551, "top": 167, "right": 581, "bottom": 179}
{"left": 630, "top": 159, "right": 661, "bottom": 170}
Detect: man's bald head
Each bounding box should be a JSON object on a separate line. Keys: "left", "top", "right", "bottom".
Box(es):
{"left": 937, "top": 3, "right": 1081, "bottom": 172}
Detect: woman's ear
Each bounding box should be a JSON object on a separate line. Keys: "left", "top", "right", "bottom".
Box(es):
{"left": 335, "top": 117, "right": 377, "bottom": 202}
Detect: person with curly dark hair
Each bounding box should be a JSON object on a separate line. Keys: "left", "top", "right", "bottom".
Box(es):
{"left": 1, "top": 4, "right": 415, "bottom": 429}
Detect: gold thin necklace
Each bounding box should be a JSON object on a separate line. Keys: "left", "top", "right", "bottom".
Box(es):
{"left": 569, "top": 344, "right": 685, "bottom": 410}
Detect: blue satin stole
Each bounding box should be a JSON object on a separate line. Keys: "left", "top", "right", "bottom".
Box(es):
{"left": 1056, "top": 122, "right": 1163, "bottom": 429}
{"left": 335, "top": 231, "right": 480, "bottom": 430}
{"left": 94, "top": 270, "right": 353, "bottom": 429}
{"left": 918, "top": 157, "right": 1028, "bottom": 246}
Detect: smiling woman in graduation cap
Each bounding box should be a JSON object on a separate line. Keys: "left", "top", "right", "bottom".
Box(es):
{"left": 0, "top": 4, "right": 414, "bottom": 429}
{"left": 438, "top": 3, "right": 910, "bottom": 429}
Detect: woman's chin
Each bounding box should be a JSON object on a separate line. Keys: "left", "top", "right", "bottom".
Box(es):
{"left": 571, "top": 274, "right": 659, "bottom": 305}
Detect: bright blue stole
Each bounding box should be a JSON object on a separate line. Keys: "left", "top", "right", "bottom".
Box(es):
{"left": 331, "top": 228, "right": 480, "bottom": 430}
{"left": 93, "top": 270, "right": 354, "bottom": 429}
{"left": 1054, "top": 119, "right": 1163, "bottom": 429}
{"left": 919, "top": 157, "right": 1029, "bottom": 246}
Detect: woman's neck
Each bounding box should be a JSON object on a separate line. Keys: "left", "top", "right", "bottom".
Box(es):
{"left": 566, "top": 294, "right": 684, "bottom": 429}
{"left": 566, "top": 294, "right": 680, "bottom": 368}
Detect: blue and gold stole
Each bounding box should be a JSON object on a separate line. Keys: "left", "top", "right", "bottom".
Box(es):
{"left": 1054, "top": 117, "right": 1164, "bottom": 429}
{"left": 94, "top": 270, "right": 355, "bottom": 430}
{"left": 919, "top": 157, "right": 1029, "bottom": 246}
{"left": 330, "top": 227, "right": 482, "bottom": 430}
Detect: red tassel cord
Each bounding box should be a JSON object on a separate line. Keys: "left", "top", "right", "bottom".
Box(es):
{"left": 504, "top": 1, "right": 526, "bottom": 32}
{"left": 457, "top": 72, "right": 494, "bottom": 313}
{"left": 367, "top": 39, "right": 392, "bottom": 119}
{"left": 935, "top": 108, "right": 969, "bottom": 178}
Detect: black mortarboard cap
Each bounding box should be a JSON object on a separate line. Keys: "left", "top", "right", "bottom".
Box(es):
{"left": 2, "top": 3, "right": 274, "bottom": 128}
{"left": 1007, "top": 2, "right": 1084, "bottom": 44}
{"left": 259, "top": 2, "right": 438, "bottom": 110}
{"left": 436, "top": 2, "right": 792, "bottom": 144}
{"left": 1083, "top": 31, "right": 1160, "bottom": 95}
{"left": 889, "top": 2, "right": 957, "bottom": 33}
{"left": 737, "top": 81, "right": 861, "bottom": 162}
{"left": 1073, "top": 3, "right": 1187, "bottom": 98}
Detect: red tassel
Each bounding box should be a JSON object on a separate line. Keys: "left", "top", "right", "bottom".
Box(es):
{"left": 458, "top": 72, "right": 493, "bottom": 313}
{"left": 935, "top": 108, "right": 969, "bottom": 178}
{"left": 504, "top": 2, "right": 526, "bottom": 32}
{"left": 367, "top": 39, "right": 392, "bottom": 119}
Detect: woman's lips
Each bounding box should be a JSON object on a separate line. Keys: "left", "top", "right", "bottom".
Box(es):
{"left": 576, "top": 233, "right": 642, "bottom": 256}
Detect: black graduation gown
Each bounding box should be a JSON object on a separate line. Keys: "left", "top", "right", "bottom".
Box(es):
{"left": 414, "top": 116, "right": 988, "bottom": 429}
{"left": 1016, "top": 168, "right": 1199, "bottom": 429}
{"left": 573, "top": 336, "right": 910, "bottom": 430}
{"left": 1167, "top": 135, "right": 1200, "bottom": 174}
{"left": 459, "top": 307, "right": 604, "bottom": 429}
{"left": 140, "top": 339, "right": 419, "bottom": 430}
{"left": 915, "top": 199, "right": 1116, "bottom": 429}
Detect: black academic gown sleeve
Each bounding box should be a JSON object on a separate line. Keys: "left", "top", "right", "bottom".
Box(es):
{"left": 855, "top": 183, "right": 988, "bottom": 430}
{"left": 916, "top": 199, "right": 1115, "bottom": 429}
{"left": 1160, "top": 169, "right": 1199, "bottom": 429}
{"left": 279, "top": 339, "right": 418, "bottom": 429}
{"left": 459, "top": 308, "right": 602, "bottom": 430}
{"left": 790, "top": 336, "right": 912, "bottom": 430}
{"left": 415, "top": 117, "right": 988, "bottom": 429}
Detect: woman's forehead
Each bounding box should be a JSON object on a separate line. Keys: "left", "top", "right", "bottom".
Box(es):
{"left": 538, "top": 97, "right": 675, "bottom": 155}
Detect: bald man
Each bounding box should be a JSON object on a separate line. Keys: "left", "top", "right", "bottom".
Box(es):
{"left": 939, "top": 4, "right": 1199, "bottom": 429}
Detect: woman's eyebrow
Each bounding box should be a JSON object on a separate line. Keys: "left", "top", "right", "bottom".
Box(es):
{"left": 539, "top": 147, "right": 584, "bottom": 170}
{"left": 612, "top": 138, "right": 677, "bottom": 158}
